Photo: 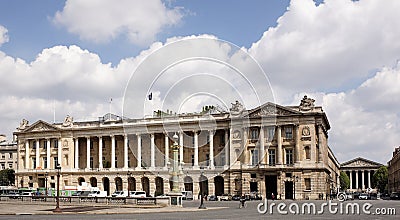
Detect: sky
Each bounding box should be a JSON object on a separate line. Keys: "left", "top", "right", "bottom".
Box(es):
{"left": 0, "top": 0, "right": 400, "bottom": 165}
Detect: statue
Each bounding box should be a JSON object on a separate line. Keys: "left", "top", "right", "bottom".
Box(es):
{"left": 230, "top": 100, "right": 244, "bottom": 115}
{"left": 18, "top": 119, "right": 29, "bottom": 130}
{"left": 299, "top": 95, "right": 315, "bottom": 111}
{"left": 62, "top": 115, "right": 73, "bottom": 127}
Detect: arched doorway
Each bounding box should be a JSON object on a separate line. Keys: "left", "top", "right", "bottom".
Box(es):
{"left": 103, "top": 177, "right": 110, "bottom": 196}
{"left": 115, "top": 177, "right": 123, "bottom": 191}
{"left": 155, "top": 177, "right": 164, "bottom": 197}
{"left": 214, "top": 176, "right": 224, "bottom": 196}
{"left": 78, "top": 177, "right": 85, "bottom": 186}
{"left": 184, "top": 176, "right": 193, "bottom": 192}
{"left": 141, "top": 177, "right": 150, "bottom": 196}
{"left": 90, "top": 177, "right": 97, "bottom": 187}
{"left": 128, "top": 177, "right": 136, "bottom": 191}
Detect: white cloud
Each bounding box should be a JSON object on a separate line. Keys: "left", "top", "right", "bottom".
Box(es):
{"left": 0, "top": 25, "right": 9, "bottom": 47}
{"left": 53, "top": 0, "right": 183, "bottom": 46}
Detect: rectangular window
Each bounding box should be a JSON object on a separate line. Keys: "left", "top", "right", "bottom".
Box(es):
{"left": 32, "top": 141, "right": 36, "bottom": 149}
{"left": 250, "top": 129, "right": 259, "bottom": 140}
{"left": 285, "top": 127, "right": 293, "bottom": 139}
{"left": 267, "top": 127, "right": 275, "bottom": 141}
{"left": 43, "top": 141, "right": 47, "bottom": 149}
{"left": 43, "top": 157, "right": 47, "bottom": 169}
{"left": 90, "top": 157, "right": 94, "bottom": 168}
{"left": 54, "top": 140, "right": 58, "bottom": 149}
{"left": 285, "top": 149, "right": 293, "bottom": 165}
{"left": 268, "top": 149, "right": 276, "bottom": 166}
{"left": 251, "top": 149, "right": 259, "bottom": 166}
{"left": 32, "top": 157, "right": 36, "bottom": 168}
{"left": 54, "top": 157, "right": 58, "bottom": 168}
{"left": 305, "top": 146, "right": 311, "bottom": 160}
{"left": 305, "top": 178, "right": 311, "bottom": 190}
{"left": 8, "top": 163, "right": 12, "bottom": 168}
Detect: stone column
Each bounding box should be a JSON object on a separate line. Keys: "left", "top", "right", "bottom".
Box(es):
{"left": 124, "top": 135, "right": 128, "bottom": 169}
{"left": 259, "top": 126, "right": 265, "bottom": 164}
{"left": 225, "top": 129, "right": 229, "bottom": 166}
{"left": 46, "top": 139, "right": 51, "bottom": 169}
{"left": 150, "top": 133, "right": 155, "bottom": 168}
{"left": 58, "top": 139, "right": 62, "bottom": 166}
{"left": 194, "top": 131, "right": 199, "bottom": 167}
{"left": 86, "top": 137, "right": 91, "bottom": 169}
{"left": 75, "top": 138, "right": 79, "bottom": 169}
{"left": 35, "top": 139, "right": 39, "bottom": 168}
{"left": 349, "top": 171, "right": 353, "bottom": 189}
{"left": 361, "top": 170, "right": 365, "bottom": 190}
{"left": 355, "top": 170, "right": 359, "bottom": 189}
{"left": 367, "top": 170, "right": 371, "bottom": 189}
{"left": 98, "top": 136, "right": 103, "bottom": 169}
{"left": 295, "top": 125, "right": 300, "bottom": 163}
{"left": 25, "top": 140, "right": 29, "bottom": 169}
{"left": 111, "top": 135, "right": 116, "bottom": 168}
{"left": 179, "top": 132, "right": 184, "bottom": 166}
{"left": 277, "top": 126, "right": 283, "bottom": 165}
{"left": 164, "top": 134, "right": 169, "bottom": 168}
{"left": 209, "top": 130, "right": 214, "bottom": 168}
{"left": 137, "top": 134, "right": 142, "bottom": 169}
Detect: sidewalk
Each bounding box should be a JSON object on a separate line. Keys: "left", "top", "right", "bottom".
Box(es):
{"left": 0, "top": 202, "right": 224, "bottom": 215}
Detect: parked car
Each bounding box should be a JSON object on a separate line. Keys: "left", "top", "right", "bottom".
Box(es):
{"left": 8, "top": 191, "right": 20, "bottom": 199}
{"left": 231, "top": 194, "right": 241, "bottom": 201}
{"left": 21, "top": 192, "right": 34, "bottom": 197}
{"left": 359, "top": 193, "right": 369, "bottom": 200}
{"left": 111, "top": 191, "right": 128, "bottom": 197}
{"left": 390, "top": 192, "right": 400, "bottom": 200}
{"left": 88, "top": 190, "right": 107, "bottom": 197}
{"left": 218, "top": 194, "right": 232, "bottom": 201}
{"left": 346, "top": 193, "right": 354, "bottom": 200}
{"left": 72, "top": 191, "right": 83, "bottom": 196}
{"left": 130, "top": 191, "right": 146, "bottom": 198}
{"left": 208, "top": 195, "right": 218, "bottom": 201}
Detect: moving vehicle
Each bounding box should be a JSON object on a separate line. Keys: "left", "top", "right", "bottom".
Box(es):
{"left": 181, "top": 191, "right": 193, "bottom": 200}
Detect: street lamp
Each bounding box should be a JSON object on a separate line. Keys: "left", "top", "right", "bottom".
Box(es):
{"left": 127, "top": 171, "right": 132, "bottom": 197}
{"left": 45, "top": 172, "right": 48, "bottom": 196}
{"left": 53, "top": 164, "right": 62, "bottom": 213}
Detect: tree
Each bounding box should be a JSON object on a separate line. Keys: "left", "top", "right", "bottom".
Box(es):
{"left": 0, "top": 169, "right": 15, "bottom": 186}
{"left": 339, "top": 171, "right": 350, "bottom": 191}
{"left": 372, "top": 166, "right": 388, "bottom": 193}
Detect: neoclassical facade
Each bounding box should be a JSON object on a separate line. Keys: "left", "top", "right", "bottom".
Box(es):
{"left": 14, "top": 96, "right": 340, "bottom": 200}
{"left": 340, "top": 157, "right": 383, "bottom": 192}
{"left": 388, "top": 147, "right": 400, "bottom": 193}
{"left": 0, "top": 135, "right": 18, "bottom": 172}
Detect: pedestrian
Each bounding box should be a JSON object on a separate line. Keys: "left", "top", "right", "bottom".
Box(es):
{"left": 271, "top": 193, "right": 275, "bottom": 201}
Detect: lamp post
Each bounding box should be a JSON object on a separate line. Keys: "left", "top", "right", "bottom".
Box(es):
{"left": 127, "top": 171, "right": 132, "bottom": 197}
{"left": 171, "top": 134, "right": 180, "bottom": 193}
{"left": 53, "top": 164, "right": 62, "bottom": 213}
{"left": 45, "top": 172, "right": 48, "bottom": 196}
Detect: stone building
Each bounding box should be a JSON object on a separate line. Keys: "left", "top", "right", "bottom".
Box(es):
{"left": 0, "top": 134, "right": 18, "bottom": 171}
{"left": 14, "top": 96, "right": 340, "bottom": 199}
{"left": 388, "top": 147, "right": 400, "bottom": 193}
{"left": 340, "top": 157, "right": 383, "bottom": 192}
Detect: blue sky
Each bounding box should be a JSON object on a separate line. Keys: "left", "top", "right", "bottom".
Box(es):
{"left": 1, "top": 0, "right": 400, "bottom": 164}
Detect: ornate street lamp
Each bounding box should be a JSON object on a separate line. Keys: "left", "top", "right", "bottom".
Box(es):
{"left": 127, "top": 171, "right": 132, "bottom": 197}
{"left": 53, "top": 164, "right": 62, "bottom": 213}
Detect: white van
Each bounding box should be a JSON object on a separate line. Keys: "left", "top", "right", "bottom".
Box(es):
{"left": 111, "top": 191, "right": 128, "bottom": 197}
{"left": 129, "top": 191, "right": 146, "bottom": 198}
{"left": 181, "top": 191, "right": 193, "bottom": 200}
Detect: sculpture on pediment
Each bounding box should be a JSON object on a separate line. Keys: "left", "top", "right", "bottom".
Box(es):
{"left": 18, "top": 119, "right": 29, "bottom": 130}
{"left": 230, "top": 100, "right": 245, "bottom": 115}
{"left": 262, "top": 106, "right": 278, "bottom": 115}
{"left": 32, "top": 124, "right": 50, "bottom": 131}
{"left": 62, "top": 115, "right": 73, "bottom": 127}
{"left": 299, "top": 95, "right": 315, "bottom": 111}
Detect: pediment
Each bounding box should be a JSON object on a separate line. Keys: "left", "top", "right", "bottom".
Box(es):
{"left": 341, "top": 157, "right": 383, "bottom": 168}
{"left": 246, "top": 102, "right": 301, "bottom": 118}
{"left": 23, "top": 120, "right": 59, "bottom": 132}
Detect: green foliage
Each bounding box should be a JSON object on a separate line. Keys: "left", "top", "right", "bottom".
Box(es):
{"left": 339, "top": 171, "right": 350, "bottom": 191}
{"left": 0, "top": 169, "right": 15, "bottom": 186}
{"left": 372, "top": 166, "right": 388, "bottom": 193}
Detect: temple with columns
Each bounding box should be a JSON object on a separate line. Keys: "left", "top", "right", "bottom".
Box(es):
{"left": 14, "top": 96, "right": 340, "bottom": 200}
